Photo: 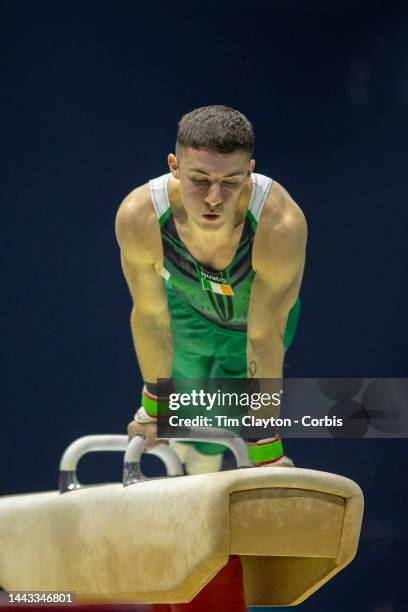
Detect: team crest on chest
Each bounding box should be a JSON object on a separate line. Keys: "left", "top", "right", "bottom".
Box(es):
{"left": 200, "top": 270, "right": 234, "bottom": 296}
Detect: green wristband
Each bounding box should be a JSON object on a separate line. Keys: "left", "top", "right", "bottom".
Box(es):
{"left": 247, "top": 437, "right": 284, "bottom": 464}
{"left": 141, "top": 387, "right": 158, "bottom": 417}
{"left": 141, "top": 386, "right": 171, "bottom": 418}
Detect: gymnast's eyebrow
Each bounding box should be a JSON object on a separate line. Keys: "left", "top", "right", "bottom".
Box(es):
{"left": 189, "top": 168, "right": 245, "bottom": 177}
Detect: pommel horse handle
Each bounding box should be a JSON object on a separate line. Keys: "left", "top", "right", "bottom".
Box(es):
{"left": 58, "top": 428, "right": 251, "bottom": 493}
{"left": 123, "top": 436, "right": 184, "bottom": 486}
{"left": 58, "top": 434, "right": 184, "bottom": 493}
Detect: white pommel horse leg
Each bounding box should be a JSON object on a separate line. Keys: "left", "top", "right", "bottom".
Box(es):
{"left": 0, "top": 433, "right": 364, "bottom": 608}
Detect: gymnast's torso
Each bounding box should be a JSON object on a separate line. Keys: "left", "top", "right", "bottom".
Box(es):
{"left": 117, "top": 171, "right": 303, "bottom": 334}
{"left": 149, "top": 172, "right": 275, "bottom": 330}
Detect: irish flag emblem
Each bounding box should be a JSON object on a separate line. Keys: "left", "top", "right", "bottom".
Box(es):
{"left": 201, "top": 277, "right": 234, "bottom": 296}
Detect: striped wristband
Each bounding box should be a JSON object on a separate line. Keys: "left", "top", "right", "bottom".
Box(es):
{"left": 247, "top": 435, "right": 285, "bottom": 465}
{"left": 141, "top": 385, "right": 159, "bottom": 418}
{"left": 140, "top": 381, "right": 174, "bottom": 419}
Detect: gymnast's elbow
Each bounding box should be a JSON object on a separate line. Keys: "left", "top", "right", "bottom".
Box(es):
{"left": 131, "top": 304, "right": 171, "bottom": 334}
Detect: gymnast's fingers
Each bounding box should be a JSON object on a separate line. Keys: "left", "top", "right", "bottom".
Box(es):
{"left": 127, "top": 420, "right": 168, "bottom": 451}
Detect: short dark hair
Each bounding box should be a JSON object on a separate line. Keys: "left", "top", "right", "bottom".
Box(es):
{"left": 176, "top": 105, "right": 254, "bottom": 158}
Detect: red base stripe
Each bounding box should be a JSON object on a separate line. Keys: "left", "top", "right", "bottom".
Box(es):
{"left": 252, "top": 455, "right": 284, "bottom": 466}
{"left": 143, "top": 389, "right": 158, "bottom": 401}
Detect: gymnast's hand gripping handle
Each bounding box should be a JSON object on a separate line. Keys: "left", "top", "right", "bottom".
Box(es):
{"left": 58, "top": 434, "right": 184, "bottom": 493}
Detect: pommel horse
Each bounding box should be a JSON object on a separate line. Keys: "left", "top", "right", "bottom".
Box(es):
{"left": 0, "top": 430, "right": 364, "bottom": 609}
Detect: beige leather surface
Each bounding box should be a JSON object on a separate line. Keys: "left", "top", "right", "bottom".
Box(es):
{"left": 230, "top": 488, "right": 344, "bottom": 558}
{"left": 0, "top": 467, "right": 364, "bottom": 605}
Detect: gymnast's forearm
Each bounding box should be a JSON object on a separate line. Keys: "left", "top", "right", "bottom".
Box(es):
{"left": 130, "top": 307, "right": 173, "bottom": 383}
{"left": 246, "top": 335, "right": 284, "bottom": 419}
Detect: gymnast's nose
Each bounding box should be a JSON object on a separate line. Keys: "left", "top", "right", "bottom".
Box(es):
{"left": 204, "top": 182, "right": 223, "bottom": 207}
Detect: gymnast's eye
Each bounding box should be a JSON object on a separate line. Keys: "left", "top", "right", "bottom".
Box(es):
{"left": 192, "top": 178, "right": 207, "bottom": 184}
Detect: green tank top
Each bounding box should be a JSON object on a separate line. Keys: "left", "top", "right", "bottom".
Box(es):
{"left": 149, "top": 173, "right": 300, "bottom": 342}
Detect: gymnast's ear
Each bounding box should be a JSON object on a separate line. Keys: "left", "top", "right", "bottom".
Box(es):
{"left": 168, "top": 153, "right": 180, "bottom": 179}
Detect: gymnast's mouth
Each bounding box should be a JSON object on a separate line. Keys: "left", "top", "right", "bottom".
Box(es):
{"left": 203, "top": 213, "right": 221, "bottom": 220}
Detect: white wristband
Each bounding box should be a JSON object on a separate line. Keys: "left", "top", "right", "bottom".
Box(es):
{"left": 133, "top": 406, "right": 157, "bottom": 424}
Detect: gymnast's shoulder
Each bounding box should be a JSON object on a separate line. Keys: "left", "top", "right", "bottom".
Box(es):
{"left": 253, "top": 179, "right": 308, "bottom": 265}
{"left": 115, "top": 183, "right": 161, "bottom": 264}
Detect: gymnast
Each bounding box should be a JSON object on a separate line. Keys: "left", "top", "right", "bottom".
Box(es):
{"left": 115, "top": 105, "right": 307, "bottom": 473}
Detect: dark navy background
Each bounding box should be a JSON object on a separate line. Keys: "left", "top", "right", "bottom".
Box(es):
{"left": 2, "top": 1, "right": 407, "bottom": 610}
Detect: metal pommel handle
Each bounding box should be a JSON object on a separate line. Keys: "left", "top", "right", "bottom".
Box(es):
{"left": 58, "top": 434, "right": 130, "bottom": 493}
{"left": 123, "top": 437, "right": 184, "bottom": 486}
{"left": 58, "top": 429, "right": 249, "bottom": 493}
{"left": 58, "top": 434, "right": 183, "bottom": 493}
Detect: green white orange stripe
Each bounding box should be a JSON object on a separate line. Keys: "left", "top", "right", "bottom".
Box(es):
{"left": 201, "top": 278, "right": 234, "bottom": 296}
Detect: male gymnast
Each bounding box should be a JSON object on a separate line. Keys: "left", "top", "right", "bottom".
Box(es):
{"left": 115, "top": 105, "right": 307, "bottom": 474}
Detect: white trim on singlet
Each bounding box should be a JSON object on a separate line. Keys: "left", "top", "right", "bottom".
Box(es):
{"left": 247, "top": 173, "right": 273, "bottom": 222}
{"left": 149, "top": 173, "right": 172, "bottom": 220}
{"left": 148, "top": 172, "right": 273, "bottom": 224}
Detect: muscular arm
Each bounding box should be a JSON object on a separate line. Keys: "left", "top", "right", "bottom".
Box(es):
{"left": 115, "top": 190, "right": 173, "bottom": 383}
{"left": 247, "top": 185, "right": 307, "bottom": 398}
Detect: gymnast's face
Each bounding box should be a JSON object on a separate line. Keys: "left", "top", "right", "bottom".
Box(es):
{"left": 168, "top": 147, "right": 255, "bottom": 231}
